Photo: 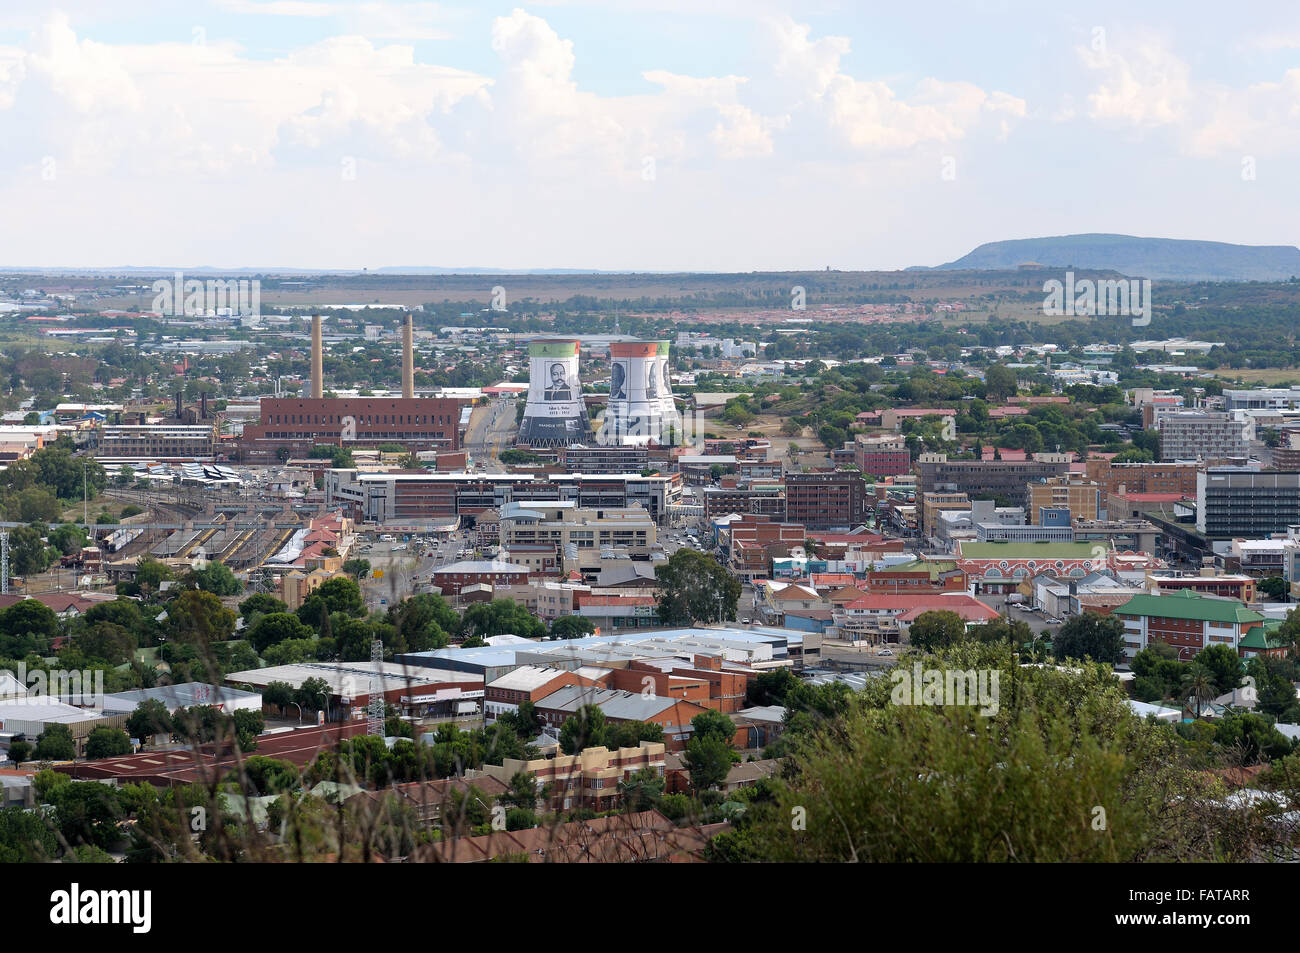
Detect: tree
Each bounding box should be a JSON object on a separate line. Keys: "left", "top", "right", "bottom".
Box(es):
{"left": 248, "top": 612, "right": 314, "bottom": 653}
{"left": 342, "top": 558, "right": 371, "bottom": 579}
{"left": 607, "top": 720, "right": 664, "bottom": 749}
{"left": 1052, "top": 612, "right": 1126, "bottom": 664}
{"left": 239, "top": 593, "right": 289, "bottom": 620}
{"left": 126, "top": 698, "right": 173, "bottom": 744}
{"left": 0, "top": 598, "right": 60, "bottom": 656}
{"left": 263, "top": 681, "right": 295, "bottom": 713}
{"left": 691, "top": 710, "right": 736, "bottom": 746}
{"left": 77, "top": 621, "right": 137, "bottom": 666}
{"left": 746, "top": 668, "right": 800, "bottom": 707}
{"left": 6, "top": 738, "right": 32, "bottom": 764}
{"left": 459, "top": 599, "right": 545, "bottom": 640}
{"left": 683, "top": 734, "right": 732, "bottom": 792}
{"left": 907, "top": 610, "right": 969, "bottom": 652}
{"left": 618, "top": 767, "right": 665, "bottom": 811}
{"left": 233, "top": 709, "right": 264, "bottom": 752}
{"left": 85, "top": 726, "right": 132, "bottom": 759}
{"left": 315, "top": 576, "right": 366, "bottom": 617}
{"left": 559, "top": 705, "right": 607, "bottom": 754}
{"left": 166, "top": 590, "right": 236, "bottom": 649}
{"left": 1258, "top": 576, "right": 1289, "bottom": 601}
{"left": 191, "top": 562, "right": 243, "bottom": 596}
{"left": 550, "top": 616, "right": 595, "bottom": 640}
{"left": 296, "top": 677, "right": 330, "bottom": 712}
{"left": 655, "top": 549, "right": 741, "bottom": 626}
{"left": 1180, "top": 665, "right": 1216, "bottom": 719}
{"left": 8, "top": 525, "right": 52, "bottom": 576}
{"left": 134, "top": 558, "right": 174, "bottom": 600}
{"left": 984, "top": 363, "right": 1018, "bottom": 400}
{"left": 1195, "top": 643, "right": 1244, "bottom": 697}
{"left": 34, "top": 723, "right": 76, "bottom": 761}
{"left": 48, "top": 522, "right": 88, "bottom": 556}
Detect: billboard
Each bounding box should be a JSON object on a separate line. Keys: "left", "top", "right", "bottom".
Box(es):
{"left": 517, "top": 339, "right": 593, "bottom": 447}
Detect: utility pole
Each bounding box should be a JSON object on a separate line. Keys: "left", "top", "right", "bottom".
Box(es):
{"left": 83, "top": 461, "right": 88, "bottom": 527}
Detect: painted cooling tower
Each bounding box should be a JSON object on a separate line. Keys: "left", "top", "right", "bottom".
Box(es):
{"left": 516, "top": 339, "right": 592, "bottom": 447}
{"left": 655, "top": 340, "right": 683, "bottom": 444}
{"left": 599, "top": 340, "right": 680, "bottom": 446}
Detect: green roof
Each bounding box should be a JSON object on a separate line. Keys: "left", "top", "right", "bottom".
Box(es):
{"left": 1239, "top": 626, "right": 1286, "bottom": 650}
{"left": 879, "top": 558, "right": 959, "bottom": 580}
{"left": 1114, "top": 589, "right": 1265, "bottom": 625}
{"left": 958, "top": 542, "right": 1105, "bottom": 559}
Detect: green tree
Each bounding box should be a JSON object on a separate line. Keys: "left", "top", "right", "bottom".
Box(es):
{"left": 239, "top": 593, "right": 289, "bottom": 620}
{"left": 248, "top": 612, "right": 314, "bottom": 653}
{"left": 907, "top": 610, "right": 969, "bottom": 652}
{"left": 125, "top": 698, "right": 173, "bottom": 744}
{"left": 691, "top": 709, "right": 736, "bottom": 746}
{"left": 0, "top": 598, "right": 60, "bottom": 656}
{"left": 48, "top": 522, "right": 88, "bottom": 556}
{"left": 559, "top": 705, "right": 607, "bottom": 754}
{"left": 34, "top": 723, "right": 76, "bottom": 760}
{"left": 85, "top": 726, "right": 132, "bottom": 759}
{"left": 77, "top": 621, "right": 137, "bottom": 666}
{"left": 1194, "top": 643, "right": 1244, "bottom": 697}
{"left": 1052, "top": 612, "right": 1126, "bottom": 664}
{"left": 8, "top": 524, "right": 52, "bottom": 576}
{"left": 618, "top": 767, "right": 665, "bottom": 811}
{"left": 1258, "top": 576, "right": 1289, "bottom": 600}
{"left": 342, "top": 558, "right": 371, "bottom": 579}
{"left": 166, "top": 589, "right": 236, "bottom": 649}
{"left": 191, "top": 562, "right": 243, "bottom": 596}
{"left": 683, "top": 734, "right": 732, "bottom": 792}
{"left": 549, "top": 616, "right": 595, "bottom": 640}
{"left": 655, "top": 549, "right": 741, "bottom": 626}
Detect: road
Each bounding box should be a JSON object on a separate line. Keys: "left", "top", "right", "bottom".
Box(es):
{"left": 463, "top": 397, "right": 518, "bottom": 471}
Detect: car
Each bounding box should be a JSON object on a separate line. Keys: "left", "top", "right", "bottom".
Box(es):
{"left": 878, "top": 649, "right": 894, "bottom": 657}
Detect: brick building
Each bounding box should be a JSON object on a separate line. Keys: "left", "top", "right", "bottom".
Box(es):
{"left": 783, "top": 470, "right": 869, "bottom": 529}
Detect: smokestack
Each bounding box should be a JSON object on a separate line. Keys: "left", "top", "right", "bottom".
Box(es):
{"left": 311, "top": 314, "right": 323, "bottom": 399}
{"left": 402, "top": 314, "right": 415, "bottom": 399}
{"left": 200, "top": 392, "right": 208, "bottom": 419}
{"left": 175, "top": 392, "right": 182, "bottom": 419}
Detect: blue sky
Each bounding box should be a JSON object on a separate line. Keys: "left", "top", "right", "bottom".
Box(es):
{"left": 1, "top": 1, "right": 1298, "bottom": 270}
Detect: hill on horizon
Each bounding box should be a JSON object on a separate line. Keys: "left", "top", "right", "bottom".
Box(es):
{"left": 929, "top": 233, "right": 1300, "bottom": 281}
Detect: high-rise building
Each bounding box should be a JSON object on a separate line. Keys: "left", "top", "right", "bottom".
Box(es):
{"left": 1197, "top": 467, "right": 1300, "bottom": 537}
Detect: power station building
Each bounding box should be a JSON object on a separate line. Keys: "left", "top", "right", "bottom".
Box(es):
{"left": 516, "top": 339, "right": 593, "bottom": 449}
{"left": 597, "top": 340, "right": 683, "bottom": 447}
{"left": 238, "top": 313, "right": 470, "bottom": 463}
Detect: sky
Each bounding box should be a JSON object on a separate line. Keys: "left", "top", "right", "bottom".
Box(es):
{"left": 1, "top": 1, "right": 1299, "bottom": 272}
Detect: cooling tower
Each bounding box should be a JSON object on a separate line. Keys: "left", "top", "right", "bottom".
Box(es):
{"left": 516, "top": 339, "right": 592, "bottom": 448}
{"left": 598, "top": 340, "right": 680, "bottom": 446}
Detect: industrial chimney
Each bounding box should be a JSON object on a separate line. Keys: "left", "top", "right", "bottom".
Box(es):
{"left": 200, "top": 392, "right": 208, "bottom": 419}
{"left": 175, "top": 391, "right": 183, "bottom": 419}
{"left": 311, "top": 314, "right": 323, "bottom": 399}
{"left": 402, "top": 314, "right": 415, "bottom": 399}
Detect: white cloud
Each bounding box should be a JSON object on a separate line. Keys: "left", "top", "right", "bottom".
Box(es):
{"left": 1079, "top": 39, "right": 1191, "bottom": 126}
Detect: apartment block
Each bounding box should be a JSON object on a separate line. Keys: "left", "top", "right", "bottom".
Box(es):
{"left": 783, "top": 470, "right": 869, "bottom": 529}
{"left": 99, "top": 424, "right": 216, "bottom": 461}
{"left": 916, "top": 453, "right": 1072, "bottom": 510}
{"left": 1196, "top": 468, "right": 1300, "bottom": 537}
{"left": 1114, "top": 590, "right": 1266, "bottom": 662}
{"left": 1156, "top": 410, "right": 1252, "bottom": 462}
{"left": 479, "top": 742, "right": 667, "bottom": 813}
{"left": 1027, "top": 476, "right": 1102, "bottom": 523}
{"left": 852, "top": 433, "right": 912, "bottom": 477}
{"left": 1084, "top": 458, "right": 1201, "bottom": 497}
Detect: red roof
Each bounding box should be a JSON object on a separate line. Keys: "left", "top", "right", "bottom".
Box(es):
{"left": 843, "top": 593, "right": 997, "bottom": 617}
{"left": 1113, "top": 492, "right": 1188, "bottom": 502}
